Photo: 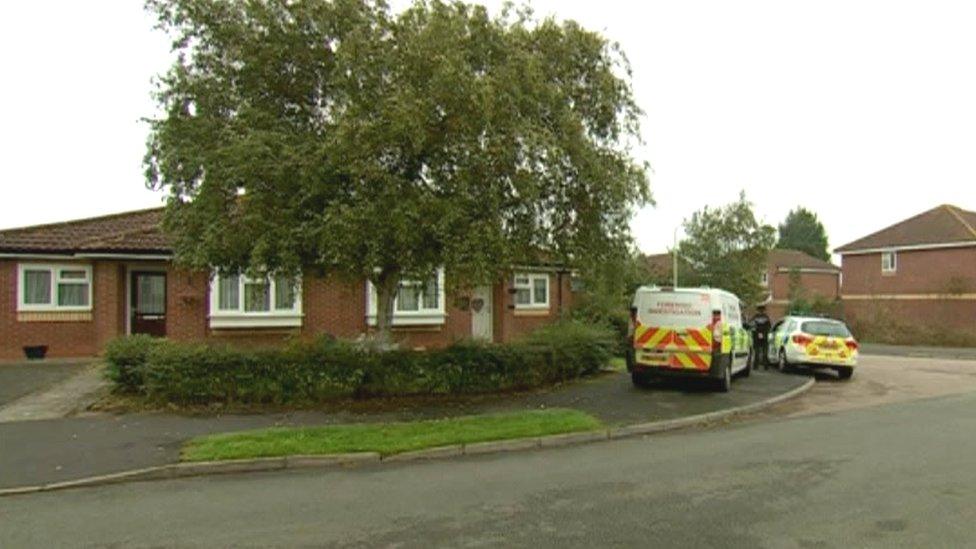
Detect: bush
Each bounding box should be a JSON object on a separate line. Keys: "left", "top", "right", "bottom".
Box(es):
{"left": 569, "top": 300, "right": 632, "bottom": 356}
{"left": 103, "top": 335, "right": 165, "bottom": 393}
{"left": 104, "top": 321, "right": 616, "bottom": 406}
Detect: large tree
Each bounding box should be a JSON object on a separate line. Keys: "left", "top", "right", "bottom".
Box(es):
{"left": 677, "top": 192, "right": 775, "bottom": 306}
{"left": 777, "top": 206, "right": 830, "bottom": 261}
{"left": 144, "top": 0, "right": 650, "bottom": 339}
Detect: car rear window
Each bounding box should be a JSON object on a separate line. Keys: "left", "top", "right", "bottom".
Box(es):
{"left": 801, "top": 321, "right": 851, "bottom": 338}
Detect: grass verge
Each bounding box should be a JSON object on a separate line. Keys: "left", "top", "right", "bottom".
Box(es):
{"left": 182, "top": 408, "right": 603, "bottom": 462}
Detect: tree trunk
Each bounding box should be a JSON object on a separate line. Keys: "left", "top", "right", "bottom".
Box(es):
{"left": 373, "top": 269, "right": 400, "bottom": 347}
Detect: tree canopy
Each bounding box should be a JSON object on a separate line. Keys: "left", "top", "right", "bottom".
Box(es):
{"left": 677, "top": 192, "right": 775, "bottom": 306}
{"left": 144, "top": 0, "right": 650, "bottom": 337}
{"left": 777, "top": 206, "right": 830, "bottom": 261}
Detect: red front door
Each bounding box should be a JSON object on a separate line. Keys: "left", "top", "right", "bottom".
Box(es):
{"left": 131, "top": 272, "right": 167, "bottom": 337}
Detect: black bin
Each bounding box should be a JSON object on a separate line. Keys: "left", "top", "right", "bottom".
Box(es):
{"left": 23, "top": 346, "right": 48, "bottom": 360}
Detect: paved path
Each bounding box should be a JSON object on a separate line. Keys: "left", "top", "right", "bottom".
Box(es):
{"left": 0, "top": 370, "right": 803, "bottom": 489}
{"left": 0, "top": 363, "right": 109, "bottom": 423}
{"left": 3, "top": 384, "right": 975, "bottom": 547}
{"left": 0, "top": 359, "right": 91, "bottom": 407}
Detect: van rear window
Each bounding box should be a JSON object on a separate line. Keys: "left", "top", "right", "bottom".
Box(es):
{"left": 801, "top": 321, "right": 850, "bottom": 338}
{"left": 636, "top": 292, "right": 709, "bottom": 327}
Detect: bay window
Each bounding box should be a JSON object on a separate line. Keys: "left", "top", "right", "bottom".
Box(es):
{"left": 366, "top": 269, "right": 446, "bottom": 326}
{"left": 209, "top": 273, "right": 302, "bottom": 328}
{"left": 17, "top": 264, "right": 92, "bottom": 311}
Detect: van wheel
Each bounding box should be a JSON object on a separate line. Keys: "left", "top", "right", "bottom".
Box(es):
{"left": 836, "top": 367, "right": 853, "bottom": 380}
{"left": 717, "top": 362, "right": 731, "bottom": 392}
{"left": 631, "top": 371, "right": 650, "bottom": 388}
{"left": 777, "top": 349, "right": 789, "bottom": 372}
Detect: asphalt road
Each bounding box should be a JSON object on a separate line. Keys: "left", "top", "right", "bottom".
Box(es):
{"left": 3, "top": 360, "right": 976, "bottom": 547}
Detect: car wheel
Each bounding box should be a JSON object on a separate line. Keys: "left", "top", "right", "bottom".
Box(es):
{"left": 717, "top": 361, "right": 731, "bottom": 392}
{"left": 836, "top": 367, "right": 853, "bottom": 380}
{"left": 778, "top": 349, "right": 789, "bottom": 372}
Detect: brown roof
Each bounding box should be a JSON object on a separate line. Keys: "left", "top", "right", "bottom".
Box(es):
{"left": 643, "top": 252, "right": 674, "bottom": 275}
{"left": 767, "top": 249, "right": 839, "bottom": 272}
{"left": 0, "top": 208, "right": 169, "bottom": 255}
{"left": 836, "top": 204, "right": 976, "bottom": 253}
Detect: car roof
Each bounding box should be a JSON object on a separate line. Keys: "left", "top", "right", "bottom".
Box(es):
{"left": 781, "top": 316, "right": 846, "bottom": 324}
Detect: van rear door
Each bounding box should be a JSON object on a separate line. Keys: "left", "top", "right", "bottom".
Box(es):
{"left": 633, "top": 291, "right": 714, "bottom": 370}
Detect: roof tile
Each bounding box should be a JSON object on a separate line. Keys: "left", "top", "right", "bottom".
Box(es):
{"left": 767, "top": 249, "right": 839, "bottom": 271}
{"left": 835, "top": 204, "right": 976, "bottom": 253}
{"left": 0, "top": 208, "right": 169, "bottom": 254}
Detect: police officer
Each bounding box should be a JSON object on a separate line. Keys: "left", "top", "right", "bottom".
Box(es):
{"left": 749, "top": 305, "right": 772, "bottom": 369}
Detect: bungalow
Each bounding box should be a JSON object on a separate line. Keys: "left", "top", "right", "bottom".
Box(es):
{"left": 836, "top": 204, "right": 976, "bottom": 336}
{"left": 0, "top": 208, "right": 576, "bottom": 360}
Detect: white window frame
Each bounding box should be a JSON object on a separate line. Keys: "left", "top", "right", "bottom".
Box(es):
{"left": 208, "top": 272, "right": 303, "bottom": 328}
{"left": 366, "top": 269, "right": 446, "bottom": 326}
{"left": 513, "top": 273, "right": 550, "bottom": 309}
{"left": 760, "top": 271, "right": 769, "bottom": 286}
{"left": 881, "top": 251, "right": 897, "bottom": 273}
{"left": 17, "top": 263, "right": 93, "bottom": 312}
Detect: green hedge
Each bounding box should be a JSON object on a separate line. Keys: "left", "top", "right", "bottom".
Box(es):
{"left": 104, "top": 321, "right": 615, "bottom": 406}
{"left": 104, "top": 335, "right": 166, "bottom": 392}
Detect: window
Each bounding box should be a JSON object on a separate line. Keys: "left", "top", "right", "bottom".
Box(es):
{"left": 210, "top": 273, "right": 302, "bottom": 328}
{"left": 514, "top": 273, "right": 549, "bottom": 309}
{"left": 882, "top": 251, "right": 897, "bottom": 273}
{"left": 801, "top": 321, "right": 851, "bottom": 338}
{"left": 366, "top": 269, "right": 446, "bottom": 326}
{"left": 395, "top": 275, "right": 440, "bottom": 312}
{"left": 17, "top": 264, "right": 92, "bottom": 311}
{"left": 760, "top": 271, "right": 769, "bottom": 286}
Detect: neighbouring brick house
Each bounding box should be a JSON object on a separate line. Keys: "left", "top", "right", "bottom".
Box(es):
{"left": 641, "top": 250, "right": 840, "bottom": 319}
{"left": 0, "top": 208, "right": 576, "bottom": 360}
{"left": 760, "top": 249, "right": 841, "bottom": 319}
{"left": 836, "top": 204, "right": 976, "bottom": 337}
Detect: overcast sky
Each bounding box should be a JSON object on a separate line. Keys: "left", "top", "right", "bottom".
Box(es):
{"left": 1, "top": 1, "right": 973, "bottom": 258}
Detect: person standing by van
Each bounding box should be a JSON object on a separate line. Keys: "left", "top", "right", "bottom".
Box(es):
{"left": 750, "top": 305, "right": 772, "bottom": 369}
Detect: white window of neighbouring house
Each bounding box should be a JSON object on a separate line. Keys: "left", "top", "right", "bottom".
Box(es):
{"left": 209, "top": 273, "right": 302, "bottom": 328}
{"left": 514, "top": 273, "right": 549, "bottom": 309}
{"left": 882, "top": 251, "right": 897, "bottom": 273}
{"left": 17, "top": 264, "right": 92, "bottom": 312}
{"left": 366, "top": 269, "right": 446, "bottom": 326}
{"left": 761, "top": 271, "right": 769, "bottom": 286}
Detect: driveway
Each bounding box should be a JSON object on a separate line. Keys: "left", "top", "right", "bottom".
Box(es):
{"left": 0, "top": 360, "right": 92, "bottom": 407}
{"left": 757, "top": 353, "right": 976, "bottom": 419}
{"left": 0, "top": 369, "right": 805, "bottom": 490}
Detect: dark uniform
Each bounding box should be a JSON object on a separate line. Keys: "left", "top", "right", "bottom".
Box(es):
{"left": 750, "top": 308, "right": 772, "bottom": 369}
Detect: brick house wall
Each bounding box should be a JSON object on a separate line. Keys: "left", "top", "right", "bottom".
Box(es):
{"left": 1, "top": 258, "right": 573, "bottom": 359}
{"left": 841, "top": 247, "right": 976, "bottom": 334}
{"left": 496, "top": 272, "right": 573, "bottom": 342}
{"left": 763, "top": 269, "right": 841, "bottom": 320}
{"left": 841, "top": 248, "right": 976, "bottom": 295}
{"left": 0, "top": 259, "right": 127, "bottom": 360}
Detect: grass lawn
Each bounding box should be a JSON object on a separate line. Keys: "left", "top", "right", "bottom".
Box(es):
{"left": 607, "top": 357, "right": 627, "bottom": 372}
{"left": 182, "top": 408, "right": 603, "bottom": 462}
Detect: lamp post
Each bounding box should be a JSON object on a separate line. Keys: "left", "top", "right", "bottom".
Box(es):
{"left": 672, "top": 226, "right": 679, "bottom": 288}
